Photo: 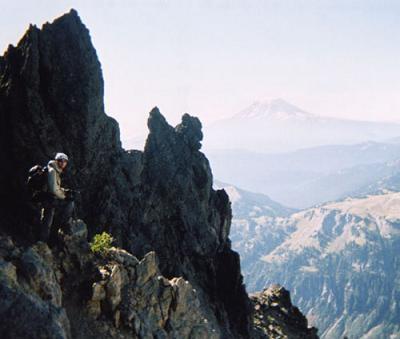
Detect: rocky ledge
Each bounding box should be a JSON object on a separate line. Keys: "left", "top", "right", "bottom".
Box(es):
{"left": 251, "top": 285, "right": 318, "bottom": 338}
{"left": 0, "top": 224, "right": 317, "bottom": 338}
{"left": 0, "top": 223, "right": 219, "bottom": 338}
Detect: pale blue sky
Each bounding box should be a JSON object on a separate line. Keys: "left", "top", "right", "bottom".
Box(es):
{"left": 2, "top": 0, "right": 400, "bottom": 138}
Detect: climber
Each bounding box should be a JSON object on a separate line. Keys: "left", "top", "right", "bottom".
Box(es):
{"left": 40, "top": 152, "right": 75, "bottom": 244}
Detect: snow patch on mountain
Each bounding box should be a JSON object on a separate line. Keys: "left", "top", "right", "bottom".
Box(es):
{"left": 234, "top": 98, "right": 316, "bottom": 121}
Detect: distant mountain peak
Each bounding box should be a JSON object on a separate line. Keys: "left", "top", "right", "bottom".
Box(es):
{"left": 235, "top": 98, "right": 315, "bottom": 120}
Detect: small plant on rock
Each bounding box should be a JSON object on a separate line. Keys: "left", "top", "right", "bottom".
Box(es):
{"left": 90, "top": 231, "right": 113, "bottom": 256}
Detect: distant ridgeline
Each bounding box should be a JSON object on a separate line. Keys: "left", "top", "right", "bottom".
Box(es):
{"left": 222, "top": 181, "right": 400, "bottom": 339}
{"left": 0, "top": 9, "right": 317, "bottom": 339}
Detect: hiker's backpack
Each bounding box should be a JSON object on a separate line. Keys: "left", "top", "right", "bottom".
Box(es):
{"left": 27, "top": 165, "right": 49, "bottom": 199}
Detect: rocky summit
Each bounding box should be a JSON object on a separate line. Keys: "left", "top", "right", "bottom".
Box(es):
{"left": 251, "top": 285, "right": 318, "bottom": 339}
{"left": 0, "top": 9, "right": 316, "bottom": 338}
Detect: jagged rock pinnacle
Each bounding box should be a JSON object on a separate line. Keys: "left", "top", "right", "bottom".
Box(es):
{"left": 147, "top": 106, "right": 171, "bottom": 133}
{"left": 176, "top": 113, "right": 203, "bottom": 150}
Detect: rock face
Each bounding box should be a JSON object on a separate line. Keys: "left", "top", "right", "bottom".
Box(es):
{"left": 234, "top": 191, "right": 400, "bottom": 338}
{"left": 0, "top": 9, "right": 122, "bottom": 240}
{"left": 251, "top": 285, "right": 318, "bottom": 339}
{"left": 0, "top": 227, "right": 220, "bottom": 338}
{"left": 0, "top": 9, "right": 316, "bottom": 339}
{"left": 0, "top": 237, "right": 71, "bottom": 339}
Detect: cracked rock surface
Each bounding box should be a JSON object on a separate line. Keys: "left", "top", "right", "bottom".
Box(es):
{"left": 0, "top": 227, "right": 221, "bottom": 338}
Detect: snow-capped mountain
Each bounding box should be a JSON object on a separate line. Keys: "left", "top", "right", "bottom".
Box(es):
{"left": 233, "top": 98, "right": 315, "bottom": 121}
{"left": 230, "top": 191, "right": 400, "bottom": 338}
{"left": 203, "top": 98, "right": 400, "bottom": 153}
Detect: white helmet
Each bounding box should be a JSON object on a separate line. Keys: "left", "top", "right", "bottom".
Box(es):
{"left": 55, "top": 152, "right": 69, "bottom": 161}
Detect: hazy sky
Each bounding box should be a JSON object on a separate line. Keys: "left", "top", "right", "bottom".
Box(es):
{"left": 2, "top": 0, "right": 400, "bottom": 139}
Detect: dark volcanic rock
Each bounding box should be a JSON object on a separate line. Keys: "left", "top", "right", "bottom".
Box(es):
{"left": 0, "top": 9, "right": 250, "bottom": 338}
{"left": 0, "top": 8, "right": 122, "bottom": 240}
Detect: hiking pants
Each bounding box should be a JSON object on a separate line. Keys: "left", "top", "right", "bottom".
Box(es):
{"left": 40, "top": 199, "right": 75, "bottom": 243}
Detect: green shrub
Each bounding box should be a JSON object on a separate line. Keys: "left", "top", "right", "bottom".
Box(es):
{"left": 90, "top": 232, "right": 113, "bottom": 255}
